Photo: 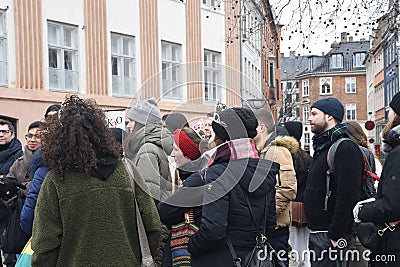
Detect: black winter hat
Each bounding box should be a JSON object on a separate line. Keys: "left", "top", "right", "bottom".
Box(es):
{"left": 44, "top": 104, "right": 61, "bottom": 118}
{"left": 212, "top": 108, "right": 258, "bottom": 142}
{"left": 389, "top": 91, "right": 400, "bottom": 117}
{"left": 284, "top": 121, "right": 303, "bottom": 142}
{"left": 311, "top": 97, "right": 344, "bottom": 122}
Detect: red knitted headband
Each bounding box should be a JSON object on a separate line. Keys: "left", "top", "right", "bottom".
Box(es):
{"left": 173, "top": 129, "right": 201, "bottom": 160}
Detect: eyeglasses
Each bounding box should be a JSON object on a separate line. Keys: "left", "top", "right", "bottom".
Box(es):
{"left": 25, "top": 133, "right": 41, "bottom": 140}
{"left": 0, "top": 130, "right": 10, "bottom": 134}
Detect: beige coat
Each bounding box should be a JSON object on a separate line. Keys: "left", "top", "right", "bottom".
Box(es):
{"left": 260, "top": 136, "right": 298, "bottom": 229}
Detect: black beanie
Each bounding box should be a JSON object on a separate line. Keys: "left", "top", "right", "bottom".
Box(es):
{"left": 28, "top": 121, "right": 41, "bottom": 131}
{"left": 284, "top": 121, "right": 303, "bottom": 142}
{"left": 311, "top": 97, "right": 344, "bottom": 122}
{"left": 212, "top": 108, "right": 258, "bottom": 142}
{"left": 389, "top": 91, "right": 400, "bottom": 117}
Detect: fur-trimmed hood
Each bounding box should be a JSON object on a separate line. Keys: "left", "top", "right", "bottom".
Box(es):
{"left": 267, "top": 135, "right": 299, "bottom": 155}
{"left": 383, "top": 125, "right": 400, "bottom": 153}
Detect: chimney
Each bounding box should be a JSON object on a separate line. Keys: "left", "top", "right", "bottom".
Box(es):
{"left": 349, "top": 36, "right": 354, "bottom": 42}
{"left": 289, "top": 51, "right": 296, "bottom": 58}
{"left": 322, "top": 52, "right": 325, "bottom": 56}
{"left": 341, "top": 32, "right": 347, "bottom": 42}
{"left": 360, "top": 38, "right": 366, "bottom": 42}
{"left": 280, "top": 53, "right": 284, "bottom": 58}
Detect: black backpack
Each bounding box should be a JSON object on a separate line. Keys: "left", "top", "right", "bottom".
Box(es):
{"left": 323, "top": 138, "right": 380, "bottom": 211}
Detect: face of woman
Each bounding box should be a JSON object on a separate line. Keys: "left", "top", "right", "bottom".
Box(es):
{"left": 126, "top": 119, "right": 135, "bottom": 133}
{"left": 171, "top": 142, "right": 190, "bottom": 168}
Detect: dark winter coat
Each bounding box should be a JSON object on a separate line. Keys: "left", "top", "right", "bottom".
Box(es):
{"left": 187, "top": 148, "right": 279, "bottom": 267}
{"left": 0, "top": 138, "right": 23, "bottom": 220}
{"left": 20, "top": 150, "right": 48, "bottom": 235}
{"left": 359, "top": 125, "right": 400, "bottom": 258}
{"left": 158, "top": 167, "right": 205, "bottom": 267}
{"left": 304, "top": 138, "right": 363, "bottom": 241}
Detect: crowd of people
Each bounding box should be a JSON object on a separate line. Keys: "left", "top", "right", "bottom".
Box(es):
{"left": 0, "top": 92, "right": 398, "bottom": 267}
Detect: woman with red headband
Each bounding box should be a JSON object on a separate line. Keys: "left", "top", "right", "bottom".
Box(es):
{"left": 158, "top": 127, "right": 205, "bottom": 267}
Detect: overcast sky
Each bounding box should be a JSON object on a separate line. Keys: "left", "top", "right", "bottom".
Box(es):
{"left": 269, "top": 0, "right": 390, "bottom": 57}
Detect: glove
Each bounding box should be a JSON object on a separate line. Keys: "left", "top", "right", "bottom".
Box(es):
{"left": 353, "top": 197, "right": 375, "bottom": 223}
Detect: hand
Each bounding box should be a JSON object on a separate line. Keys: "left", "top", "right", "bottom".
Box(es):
{"left": 353, "top": 197, "right": 375, "bottom": 223}
{"left": 331, "top": 239, "right": 337, "bottom": 247}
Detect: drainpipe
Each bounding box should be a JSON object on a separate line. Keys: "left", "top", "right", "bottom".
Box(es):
{"left": 239, "top": 0, "right": 244, "bottom": 106}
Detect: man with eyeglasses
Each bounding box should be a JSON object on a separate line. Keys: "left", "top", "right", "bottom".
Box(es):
{"left": 6, "top": 121, "right": 42, "bottom": 193}
{"left": 0, "top": 119, "right": 23, "bottom": 267}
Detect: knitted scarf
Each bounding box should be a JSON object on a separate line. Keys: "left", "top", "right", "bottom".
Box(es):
{"left": 312, "top": 123, "right": 349, "bottom": 152}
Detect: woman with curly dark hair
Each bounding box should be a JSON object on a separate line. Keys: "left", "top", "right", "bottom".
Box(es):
{"left": 31, "top": 95, "right": 161, "bottom": 266}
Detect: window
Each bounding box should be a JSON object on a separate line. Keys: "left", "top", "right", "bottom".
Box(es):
{"left": 287, "top": 82, "right": 292, "bottom": 90}
{"left": 0, "top": 11, "right": 6, "bottom": 86}
{"left": 202, "top": 0, "right": 220, "bottom": 9}
{"left": 302, "top": 80, "right": 309, "bottom": 96}
{"left": 204, "top": 50, "right": 221, "bottom": 102}
{"left": 308, "top": 57, "right": 313, "bottom": 70}
{"left": 354, "top": 52, "right": 366, "bottom": 67}
{"left": 48, "top": 22, "right": 78, "bottom": 91}
{"left": 303, "top": 104, "right": 310, "bottom": 122}
{"left": 111, "top": 33, "right": 135, "bottom": 97}
{"left": 161, "top": 41, "right": 182, "bottom": 99}
{"left": 330, "top": 54, "right": 343, "bottom": 68}
{"left": 345, "top": 77, "right": 356, "bottom": 93}
{"left": 346, "top": 103, "right": 356, "bottom": 120}
{"left": 320, "top": 77, "right": 332, "bottom": 95}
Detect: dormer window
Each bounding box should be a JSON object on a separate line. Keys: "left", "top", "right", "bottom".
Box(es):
{"left": 330, "top": 54, "right": 343, "bottom": 68}
{"left": 354, "top": 52, "right": 366, "bottom": 67}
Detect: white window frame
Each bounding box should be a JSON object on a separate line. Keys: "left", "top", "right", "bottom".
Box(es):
{"left": 48, "top": 21, "right": 79, "bottom": 92}
{"left": 330, "top": 54, "right": 343, "bottom": 68}
{"left": 345, "top": 77, "right": 356, "bottom": 93}
{"left": 346, "top": 103, "right": 357, "bottom": 120}
{"left": 0, "top": 10, "right": 7, "bottom": 86}
{"left": 304, "top": 133, "right": 310, "bottom": 145}
{"left": 111, "top": 33, "right": 136, "bottom": 97}
{"left": 303, "top": 104, "right": 310, "bottom": 122}
{"left": 204, "top": 49, "right": 221, "bottom": 102}
{"left": 302, "top": 79, "right": 309, "bottom": 96}
{"left": 320, "top": 77, "right": 332, "bottom": 95}
{"left": 202, "top": 0, "right": 220, "bottom": 9}
{"left": 161, "top": 41, "right": 182, "bottom": 99}
{"left": 353, "top": 52, "right": 366, "bottom": 67}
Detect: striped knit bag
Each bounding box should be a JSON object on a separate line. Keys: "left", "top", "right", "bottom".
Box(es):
{"left": 170, "top": 209, "right": 199, "bottom": 267}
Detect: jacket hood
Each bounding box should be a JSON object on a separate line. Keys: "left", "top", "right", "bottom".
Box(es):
{"left": 237, "top": 158, "right": 279, "bottom": 198}
{"left": 268, "top": 136, "right": 299, "bottom": 155}
{"left": 383, "top": 125, "right": 400, "bottom": 153}
{"left": 127, "top": 122, "right": 173, "bottom": 156}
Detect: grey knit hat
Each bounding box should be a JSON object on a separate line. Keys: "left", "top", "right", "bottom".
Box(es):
{"left": 127, "top": 97, "right": 162, "bottom": 125}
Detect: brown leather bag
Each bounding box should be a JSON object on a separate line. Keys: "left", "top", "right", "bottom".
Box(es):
{"left": 292, "top": 201, "right": 308, "bottom": 227}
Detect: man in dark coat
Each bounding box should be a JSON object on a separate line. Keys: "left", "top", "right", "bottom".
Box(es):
{"left": 304, "top": 98, "right": 363, "bottom": 266}
{"left": 0, "top": 119, "right": 23, "bottom": 267}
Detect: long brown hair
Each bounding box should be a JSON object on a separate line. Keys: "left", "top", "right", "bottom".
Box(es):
{"left": 382, "top": 114, "right": 400, "bottom": 139}
{"left": 346, "top": 121, "right": 369, "bottom": 149}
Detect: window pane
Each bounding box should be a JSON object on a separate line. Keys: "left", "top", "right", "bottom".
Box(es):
{"left": 0, "top": 39, "right": 5, "bottom": 62}
{"left": 111, "top": 36, "right": 119, "bottom": 54}
{"left": 124, "top": 58, "right": 134, "bottom": 77}
{"left": 64, "top": 70, "right": 78, "bottom": 89}
{"left": 48, "top": 24, "right": 60, "bottom": 45}
{"left": 0, "top": 13, "right": 4, "bottom": 37}
{"left": 49, "top": 68, "right": 62, "bottom": 88}
{"left": 49, "top": 48, "right": 60, "bottom": 68}
{"left": 123, "top": 38, "right": 132, "bottom": 56}
{"left": 64, "top": 50, "right": 76, "bottom": 70}
{"left": 63, "top": 27, "right": 76, "bottom": 48}
{"left": 0, "top": 61, "right": 6, "bottom": 84}
{"left": 112, "top": 57, "right": 119, "bottom": 75}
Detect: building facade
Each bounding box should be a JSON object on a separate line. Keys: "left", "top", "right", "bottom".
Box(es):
{"left": 296, "top": 36, "right": 370, "bottom": 153}
{"left": 0, "top": 0, "right": 280, "bottom": 139}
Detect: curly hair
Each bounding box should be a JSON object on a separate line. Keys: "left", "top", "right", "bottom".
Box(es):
{"left": 42, "top": 96, "right": 120, "bottom": 180}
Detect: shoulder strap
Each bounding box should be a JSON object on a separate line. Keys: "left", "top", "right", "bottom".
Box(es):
{"left": 122, "top": 158, "right": 154, "bottom": 266}
{"left": 227, "top": 186, "right": 269, "bottom": 266}
{"left": 324, "top": 138, "right": 351, "bottom": 211}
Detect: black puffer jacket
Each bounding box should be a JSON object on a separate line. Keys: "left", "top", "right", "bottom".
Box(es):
{"left": 188, "top": 157, "right": 278, "bottom": 267}
{"left": 359, "top": 125, "right": 400, "bottom": 256}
